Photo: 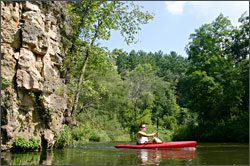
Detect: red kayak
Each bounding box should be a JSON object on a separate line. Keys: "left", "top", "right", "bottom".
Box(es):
{"left": 114, "top": 141, "right": 196, "bottom": 149}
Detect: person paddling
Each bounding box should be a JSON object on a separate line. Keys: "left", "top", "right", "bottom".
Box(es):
{"left": 137, "top": 123, "right": 162, "bottom": 144}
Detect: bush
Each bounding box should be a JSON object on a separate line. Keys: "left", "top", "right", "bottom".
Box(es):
{"left": 113, "top": 134, "right": 131, "bottom": 142}
{"left": 13, "top": 137, "right": 41, "bottom": 151}
{"left": 173, "top": 124, "right": 199, "bottom": 141}
{"left": 72, "top": 123, "right": 111, "bottom": 144}
{"left": 88, "top": 127, "right": 111, "bottom": 142}
{"left": 173, "top": 116, "right": 249, "bottom": 142}
{"left": 95, "top": 130, "right": 111, "bottom": 142}
{"left": 158, "top": 129, "right": 173, "bottom": 142}
{"left": 72, "top": 124, "right": 90, "bottom": 142}
{"left": 207, "top": 117, "right": 249, "bottom": 142}
{"left": 89, "top": 134, "right": 100, "bottom": 142}
{"left": 163, "top": 115, "right": 178, "bottom": 130}
{"left": 54, "top": 125, "right": 72, "bottom": 148}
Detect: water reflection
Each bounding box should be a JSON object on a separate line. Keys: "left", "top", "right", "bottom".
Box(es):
{"left": 1, "top": 150, "right": 54, "bottom": 165}
{"left": 39, "top": 151, "right": 54, "bottom": 165}
{"left": 138, "top": 149, "right": 161, "bottom": 165}
{"left": 119, "top": 148, "right": 197, "bottom": 165}
{"left": 2, "top": 143, "right": 248, "bottom": 165}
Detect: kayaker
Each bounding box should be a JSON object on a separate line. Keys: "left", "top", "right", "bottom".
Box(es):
{"left": 137, "top": 123, "right": 162, "bottom": 144}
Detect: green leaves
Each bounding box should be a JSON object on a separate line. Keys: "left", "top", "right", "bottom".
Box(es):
{"left": 1, "top": 77, "right": 11, "bottom": 89}
{"left": 64, "top": 2, "right": 154, "bottom": 119}
{"left": 13, "top": 137, "right": 41, "bottom": 151}
{"left": 68, "top": 1, "right": 153, "bottom": 45}
{"left": 182, "top": 70, "right": 224, "bottom": 122}
{"left": 54, "top": 125, "right": 72, "bottom": 148}
{"left": 182, "top": 12, "right": 249, "bottom": 126}
{"left": 62, "top": 2, "right": 248, "bottom": 143}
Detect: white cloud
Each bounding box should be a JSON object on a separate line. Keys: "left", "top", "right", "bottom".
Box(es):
{"left": 164, "top": 1, "right": 249, "bottom": 25}
{"left": 165, "top": 1, "right": 187, "bottom": 15}
{"left": 188, "top": 1, "right": 248, "bottom": 24}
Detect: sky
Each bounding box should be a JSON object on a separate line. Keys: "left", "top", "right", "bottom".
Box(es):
{"left": 100, "top": 1, "right": 249, "bottom": 57}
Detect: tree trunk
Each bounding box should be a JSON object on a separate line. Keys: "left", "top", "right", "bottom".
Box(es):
{"left": 71, "top": 21, "right": 101, "bottom": 116}
{"left": 70, "top": 1, "right": 114, "bottom": 116}
{"left": 134, "top": 97, "right": 138, "bottom": 121}
{"left": 71, "top": 50, "right": 90, "bottom": 116}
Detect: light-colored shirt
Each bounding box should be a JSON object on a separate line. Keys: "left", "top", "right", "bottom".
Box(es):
{"left": 137, "top": 131, "right": 148, "bottom": 144}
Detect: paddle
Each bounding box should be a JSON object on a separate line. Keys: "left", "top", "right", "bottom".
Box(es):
{"left": 156, "top": 118, "right": 159, "bottom": 136}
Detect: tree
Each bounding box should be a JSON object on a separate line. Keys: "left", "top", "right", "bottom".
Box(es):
{"left": 80, "top": 68, "right": 132, "bottom": 140}
{"left": 183, "top": 13, "right": 249, "bottom": 125}
{"left": 116, "top": 50, "right": 186, "bottom": 128}
{"left": 157, "top": 51, "right": 187, "bottom": 87}
{"left": 116, "top": 51, "right": 130, "bottom": 75}
{"left": 125, "top": 64, "right": 155, "bottom": 123}
{"left": 227, "top": 11, "right": 249, "bottom": 66}
{"left": 64, "top": 1, "right": 154, "bottom": 119}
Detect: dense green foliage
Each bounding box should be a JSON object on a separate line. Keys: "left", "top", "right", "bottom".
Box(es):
{"left": 56, "top": 1, "right": 248, "bottom": 148}
{"left": 56, "top": 1, "right": 154, "bottom": 147}
{"left": 174, "top": 12, "right": 249, "bottom": 142}
{"left": 13, "top": 137, "right": 41, "bottom": 151}
{"left": 62, "top": 1, "right": 153, "bottom": 119}
{"left": 54, "top": 125, "right": 72, "bottom": 148}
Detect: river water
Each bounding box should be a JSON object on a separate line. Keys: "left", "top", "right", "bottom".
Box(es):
{"left": 1, "top": 142, "right": 249, "bottom": 165}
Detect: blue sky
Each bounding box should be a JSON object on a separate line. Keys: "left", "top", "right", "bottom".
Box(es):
{"left": 100, "top": 1, "right": 249, "bottom": 57}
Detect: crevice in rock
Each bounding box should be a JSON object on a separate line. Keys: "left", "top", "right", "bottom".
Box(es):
{"left": 1, "top": 129, "right": 8, "bottom": 145}
{"left": 33, "top": 92, "right": 51, "bottom": 129}
{"left": 1, "top": 107, "right": 7, "bottom": 126}
{"left": 34, "top": 53, "right": 45, "bottom": 78}
{"left": 13, "top": 28, "right": 22, "bottom": 52}
{"left": 41, "top": 135, "right": 48, "bottom": 150}
{"left": 1, "top": 107, "right": 9, "bottom": 145}
{"left": 13, "top": 53, "right": 19, "bottom": 95}
{"left": 21, "top": 2, "right": 25, "bottom": 15}
{"left": 13, "top": 4, "right": 22, "bottom": 98}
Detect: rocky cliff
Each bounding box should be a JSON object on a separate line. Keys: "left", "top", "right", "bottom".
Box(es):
{"left": 1, "top": 1, "right": 72, "bottom": 151}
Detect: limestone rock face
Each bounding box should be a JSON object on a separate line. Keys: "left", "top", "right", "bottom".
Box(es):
{"left": 1, "top": 1, "right": 72, "bottom": 151}
{"left": 22, "top": 20, "right": 49, "bottom": 55}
